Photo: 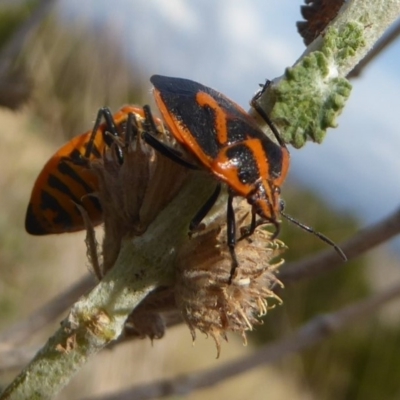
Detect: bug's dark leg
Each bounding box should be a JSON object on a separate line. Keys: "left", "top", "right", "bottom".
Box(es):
{"left": 239, "top": 208, "right": 257, "bottom": 241}
{"left": 239, "top": 210, "right": 281, "bottom": 242}
{"left": 141, "top": 131, "right": 198, "bottom": 169}
{"left": 189, "top": 184, "right": 221, "bottom": 233}
{"left": 124, "top": 112, "right": 139, "bottom": 147}
{"left": 143, "top": 105, "right": 159, "bottom": 136}
{"left": 85, "top": 107, "right": 123, "bottom": 163}
{"left": 227, "top": 192, "right": 239, "bottom": 282}
{"left": 141, "top": 105, "right": 198, "bottom": 170}
{"left": 251, "top": 84, "right": 287, "bottom": 149}
{"left": 85, "top": 107, "right": 116, "bottom": 157}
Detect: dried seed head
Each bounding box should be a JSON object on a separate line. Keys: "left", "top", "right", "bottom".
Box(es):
{"left": 89, "top": 111, "right": 189, "bottom": 274}
{"left": 175, "top": 200, "right": 286, "bottom": 357}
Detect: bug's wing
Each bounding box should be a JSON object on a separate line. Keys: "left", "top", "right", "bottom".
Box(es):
{"left": 151, "top": 75, "right": 287, "bottom": 180}
{"left": 152, "top": 76, "right": 251, "bottom": 166}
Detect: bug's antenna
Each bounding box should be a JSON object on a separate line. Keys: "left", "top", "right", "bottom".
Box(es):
{"left": 280, "top": 210, "right": 347, "bottom": 261}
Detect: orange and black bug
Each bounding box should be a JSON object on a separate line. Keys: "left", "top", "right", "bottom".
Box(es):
{"left": 25, "top": 106, "right": 151, "bottom": 235}
{"left": 150, "top": 75, "right": 346, "bottom": 273}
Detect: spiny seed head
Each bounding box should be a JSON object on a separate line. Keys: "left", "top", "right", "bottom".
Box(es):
{"left": 175, "top": 202, "right": 286, "bottom": 357}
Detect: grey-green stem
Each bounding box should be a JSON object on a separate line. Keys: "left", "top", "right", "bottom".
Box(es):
{"left": 0, "top": 172, "right": 215, "bottom": 400}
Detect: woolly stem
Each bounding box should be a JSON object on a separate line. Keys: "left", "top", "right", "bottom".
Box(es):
{"left": 0, "top": 172, "right": 215, "bottom": 400}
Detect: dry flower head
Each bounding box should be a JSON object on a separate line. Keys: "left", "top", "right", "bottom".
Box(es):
{"left": 175, "top": 200, "right": 286, "bottom": 356}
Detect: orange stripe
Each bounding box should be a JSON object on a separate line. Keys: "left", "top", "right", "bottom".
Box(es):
{"left": 243, "top": 139, "right": 270, "bottom": 181}
{"left": 196, "top": 92, "right": 229, "bottom": 145}
{"left": 153, "top": 88, "right": 214, "bottom": 168}
{"left": 211, "top": 149, "right": 254, "bottom": 197}
{"left": 27, "top": 106, "right": 147, "bottom": 234}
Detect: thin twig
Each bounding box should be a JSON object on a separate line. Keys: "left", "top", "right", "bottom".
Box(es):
{"left": 0, "top": 275, "right": 95, "bottom": 346}
{"left": 84, "top": 280, "right": 400, "bottom": 400}
{"left": 0, "top": 310, "right": 183, "bottom": 373}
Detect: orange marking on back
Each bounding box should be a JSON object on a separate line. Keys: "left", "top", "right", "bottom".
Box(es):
{"left": 153, "top": 88, "right": 215, "bottom": 168}
{"left": 243, "top": 139, "right": 270, "bottom": 181}
{"left": 210, "top": 147, "right": 252, "bottom": 197}
{"left": 195, "top": 92, "right": 229, "bottom": 145}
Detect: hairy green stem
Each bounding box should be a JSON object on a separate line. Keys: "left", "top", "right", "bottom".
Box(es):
{"left": 0, "top": 172, "right": 215, "bottom": 400}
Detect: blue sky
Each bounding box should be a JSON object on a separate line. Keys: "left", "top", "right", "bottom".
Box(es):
{"left": 58, "top": 0, "right": 400, "bottom": 228}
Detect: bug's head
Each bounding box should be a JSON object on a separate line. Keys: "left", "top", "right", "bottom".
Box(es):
{"left": 248, "top": 180, "right": 282, "bottom": 238}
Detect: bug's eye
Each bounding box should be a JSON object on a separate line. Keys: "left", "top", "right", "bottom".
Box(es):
{"left": 279, "top": 199, "right": 285, "bottom": 212}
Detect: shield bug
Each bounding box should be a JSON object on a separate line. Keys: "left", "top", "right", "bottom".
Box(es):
{"left": 150, "top": 75, "right": 346, "bottom": 275}
{"left": 25, "top": 106, "right": 154, "bottom": 235}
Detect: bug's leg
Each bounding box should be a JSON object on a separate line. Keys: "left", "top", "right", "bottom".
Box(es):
{"left": 141, "top": 131, "right": 198, "bottom": 169}
{"left": 85, "top": 107, "right": 123, "bottom": 163}
{"left": 142, "top": 105, "right": 159, "bottom": 136}
{"left": 239, "top": 209, "right": 281, "bottom": 242}
{"left": 227, "top": 193, "right": 239, "bottom": 282}
{"left": 124, "top": 112, "right": 139, "bottom": 148}
{"left": 141, "top": 105, "right": 198, "bottom": 170}
{"left": 189, "top": 184, "right": 221, "bottom": 233}
{"left": 239, "top": 208, "right": 257, "bottom": 241}
{"left": 251, "top": 83, "right": 287, "bottom": 149}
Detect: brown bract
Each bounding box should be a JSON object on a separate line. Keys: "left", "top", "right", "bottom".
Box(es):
{"left": 297, "top": 0, "right": 346, "bottom": 45}
{"left": 90, "top": 119, "right": 190, "bottom": 274}
{"left": 176, "top": 203, "right": 286, "bottom": 357}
